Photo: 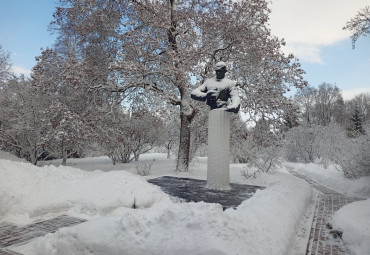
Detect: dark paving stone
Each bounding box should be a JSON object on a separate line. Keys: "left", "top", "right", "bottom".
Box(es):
{"left": 0, "top": 249, "right": 22, "bottom": 255}
{"left": 0, "top": 215, "right": 86, "bottom": 250}
{"left": 27, "top": 215, "right": 87, "bottom": 233}
{"left": 0, "top": 227, "right": 45, "bottom": 249}
{"left": 0, "top": 224, "right": 17, "bottom": 237}
{"left": 148, "top": 176, "right": 264, "bottom": 209}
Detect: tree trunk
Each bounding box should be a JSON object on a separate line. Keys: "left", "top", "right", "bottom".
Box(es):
{"left": 30, "top": 149, "right": 38, "bottom": 165}
{"left": 176, "top": 103, "right": 193, "bottom": 171}
{"left": 167, "top": 145, "right": 171, "bottom": 159}
{"left": 118, "top": 146, "right": 131, "bottom": 163}
{"left": 62, "top": 149, "right": 67, "bottom": 166}
{"left": 109, "top": 152, "right": 117, "bottom": 165}
{"left": 134, "top": 151, "right": 140, "bottom": 161}
{"left": 176, "top": 113, "right": 191, "bottom": 171}
{"left": 169, "top": 0, "right": 193, "bottom": 171}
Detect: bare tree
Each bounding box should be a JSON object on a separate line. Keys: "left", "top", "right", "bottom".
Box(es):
{"left": 32, "top": 49, "right": 103, "bottom": 164}
{"left": 159, "top": 110, "right": 180, "bottom": 159}
{"left": 95, "top": 107, "right": 164, "bottom": 164}
{"left": 50, "top": 0, "right": 307, "bottom": 172}
{"left": 0, "top": 45, "right": 12, "bottom": 83}
{"left": 284, "top": 124, "right": 325, "bottom": 163}
{"left": 343, "top": 6, "right": 370, "bottom": 48}
{"left": 128, "top": 110, "right": 164, "bottom": 162}
{"left": 313, "top": 83, "right": 342, "bottom": 126}
{"left": 294, "top": 85, "right": 317, "bottom": 124}
{"left": 0, "top": 77, "right": 48, "bottom": 164}
{"left": 41, "top": 101, "right": 93, "bottom": 165}
{"left": 294, "top": 83, "right": 347, "bottom": 127}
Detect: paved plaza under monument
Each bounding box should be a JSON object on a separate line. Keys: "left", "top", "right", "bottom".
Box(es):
{"left": 148, "top": 176, "right": 264, "bottom": 210}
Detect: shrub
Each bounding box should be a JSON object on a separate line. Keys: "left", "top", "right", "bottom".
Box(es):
{"left": 136, "top": 159, "right": 155, "bottom": 176}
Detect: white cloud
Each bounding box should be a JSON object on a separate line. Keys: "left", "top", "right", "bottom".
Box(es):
{"left": 342, "top": 88, "right": 370, "bottom": 101}
{"left": 12, "top": 66, "right": 31, "bottom": 76}
{"left": 280, "top": 43, "right": 323, "bottom": 64}
{"left": 269, "top": 0, "right": 369, "bottom": 62}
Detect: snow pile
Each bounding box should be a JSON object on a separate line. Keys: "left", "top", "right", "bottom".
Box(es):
{"left": 0, "top": 159, "right": 169, "bottom": 224}
{"left": 332, "top": 199, "right": 370, "bottom": 255}
{"left": 285, "top": 162, "right": 370, "bottom": 198}
{"left": 13, "top": 172, "right": 312, "bottom": 255}
{"left": 0, "top": 150, "right": 26, "bottom": 162}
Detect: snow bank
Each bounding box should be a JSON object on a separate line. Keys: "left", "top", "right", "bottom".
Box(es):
{"left": 0, "top": 150, "right": 26, "bottom": 162}
{"left": 285, "top": 162, "right": 370, "bottom": 198}
{"left": 332, "top": 199, "right": 370, "bottom": 255}
{"left": 0, "top": 159, "right": 169, "bottom": 224}
{"left": 13, "top": 172, "right": 312, "bottom": 255}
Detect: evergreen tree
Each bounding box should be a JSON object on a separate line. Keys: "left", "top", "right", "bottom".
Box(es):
{"left": 348, "top": 104, "right": 366, "bottom": 137}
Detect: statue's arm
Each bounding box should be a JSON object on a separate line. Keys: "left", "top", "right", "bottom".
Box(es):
{"left": 226, "top": 83, "right": 241, "bottom": 113}
{"left": 190, "top": 83, "right": 208, "bottom": 102}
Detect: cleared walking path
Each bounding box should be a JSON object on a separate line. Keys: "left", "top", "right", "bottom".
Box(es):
{"left": 289, "top": 170, "right": 364, "bottom": 255}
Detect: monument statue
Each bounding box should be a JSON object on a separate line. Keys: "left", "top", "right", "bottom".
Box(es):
{"left": 190, "top": 61, "right": 240, "bottom": 113}
{"left": 190, "top": 62, "right": 241, "bottom": 190}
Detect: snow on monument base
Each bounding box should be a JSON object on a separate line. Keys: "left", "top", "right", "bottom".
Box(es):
{"left": 207, "top": 109, "right": 231, "bottom": 190}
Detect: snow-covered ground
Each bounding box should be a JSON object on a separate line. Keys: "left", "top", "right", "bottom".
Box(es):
{"left": 333, "top": 199, "right": 370, "bottom": 255}
{"left": 0, "top": 151, "right": 369, "bottom": 255}
{"left": 284, "top": 162, "right": 370, "bottom": 199}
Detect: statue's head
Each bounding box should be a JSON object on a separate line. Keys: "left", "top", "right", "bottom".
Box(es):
{"left": 215, "top": 61, "right": 227, "bottom": 80}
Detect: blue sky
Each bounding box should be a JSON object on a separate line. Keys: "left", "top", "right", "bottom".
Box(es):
{"left": 297, "top": 39, "right": 370, "bottom": 99}
{"left": 0, "top": 0, "right": 369, "bottom": 100}
{"left": 269, "top": 0, "right": 370, "bottom": 99}
{"left": 0, "top": 0, "right": 57, "bottom": 74}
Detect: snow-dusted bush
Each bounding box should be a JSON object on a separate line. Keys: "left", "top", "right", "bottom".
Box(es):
{"left": 0, "top": 77, "right": 48, "bottom": 165}
{"left": 249, "top": 145, "right": 282, "bottom": 173}
{"left": 335, "top": 135, "right": 370, "bottom": 178}
{"left": 284, "top": 122, "right": 370, "bottom": 178}
{"left": 241, "top": 168, "right": 259, "bottom": 179}
{"left": 136, "top": 159, "right": 155, "bottom": 176}
{"left": 313, "top": 124, "right": 369, "bottom": 178}
{"left": 231, "top": 116, "right": 283, "bottom": 173}
{"left": 232, "top": 135, "right": 282, "bottom": 173}
{"left": 96, "top": 110, "right": 164, "bottom": 164}
{"left": 237, "top": 142, "right": 282, "bottom": 173}
{"left": 41, "top": 101, "right": 93, "bottom": 166}
{"left": 283, "top": 124, "right": 322, "bottom": 163}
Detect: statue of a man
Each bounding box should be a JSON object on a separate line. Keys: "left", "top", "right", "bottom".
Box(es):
{"left": 190, "top": 62, "right": 240, "bottom": 113}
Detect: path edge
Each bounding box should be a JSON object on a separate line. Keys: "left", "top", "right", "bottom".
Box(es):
{"left": 288, "top": 189, "right": 320, "bottom": 255}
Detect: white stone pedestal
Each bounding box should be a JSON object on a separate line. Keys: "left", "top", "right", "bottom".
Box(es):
{"left": 207, "top": 109, "right": 231, "bottom": 190}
